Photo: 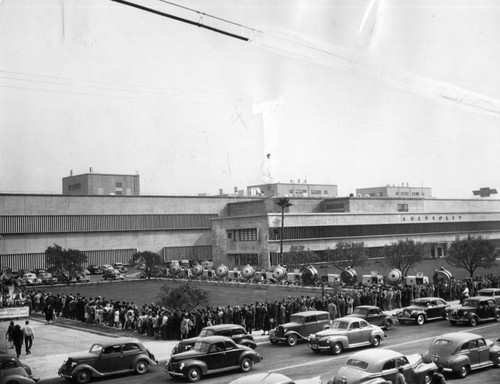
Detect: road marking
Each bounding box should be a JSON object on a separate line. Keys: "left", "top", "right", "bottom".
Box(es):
{"left": 269, "top": 322, "right": 500, "bottom": 373}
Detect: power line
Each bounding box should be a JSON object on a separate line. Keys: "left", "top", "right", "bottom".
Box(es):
{"left": 155, "top": 0, "right": 262, "bottom": 33}
{"left": 111, "top": 0, "right": 250, "bottom": 42}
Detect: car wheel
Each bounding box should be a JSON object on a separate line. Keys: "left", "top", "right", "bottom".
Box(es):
{"left": 416, "top": 314, "right": 425, "bottom": 325}
{"left": 458, "top": 364, "right": 470, "bottom": 378}
{"left": 134, "top": 360, "right": 149, "bottom": 374}
{"left": 384, "top": 319, "right": 392, "bottom": 330}
{"left": 495, "top": 313, "right": 500, "bottom": 322}
{"left": 371, "top": 336, "right": 381, "bottom": 348}
{"left": 287, "top": 334, "right": 298, "bottom": 346}
{"left": 422, "top": 373, "right": 432, "bottom": 384}
{"left": 186, "top": 366, "right": 202, "bottom": 382}
{"left": 240, "top": 357, "right": 253, "bottom": 372}
{"left": 450, "top": 320, "right": 457, "bottom": 326}
{"left": 74, "top": 369, "right": 92, "bottom": 384}
{"left": 331, "top": 342, "right": 343, "bottom": 355}
{"left": 469, "top": 316, "right": 478, "bottom": 326}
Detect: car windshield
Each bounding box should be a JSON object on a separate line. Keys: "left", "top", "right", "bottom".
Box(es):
{"left": 290, "top": 315, "right": 305, "bottom": 324}
{"left": 89, "top": 344, "right": 103, "bottom": 353}
{"left": 462, "top": 299, "right": 479, "bottom": 307}
{"left": 199, "top": 329, "right": 215, "bottom": 337}
{"left": 330, "top": 320, "right": 349, "bottom": 329}
{"left": 193, "top": 341, "right": 210, "bottom": 353}
{"left": 346, "top": 358, "right": 369, "bottom": 370}
{"left": 353, "top": 308, "right": 369, "bottom": 316}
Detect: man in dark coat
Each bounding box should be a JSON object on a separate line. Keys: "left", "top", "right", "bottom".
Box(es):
{"left": 12, "top": 324, "right": 24, "bottom": 358}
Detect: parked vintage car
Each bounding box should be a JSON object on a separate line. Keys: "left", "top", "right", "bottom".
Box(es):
{"left": 347, "top": 305, "right": 396, "bottom": 329}
{"left": 112, "top": 262, "right": 128, "bottom": 273}
{"left": 0, "top": 354, "right": 38, "bottom": 384}
{"left": 37, "top": 272, "right": 58, "bottom": 285}
{"left": 229, "top": 372, "right": 295, "bottom": 384}
{"left": 395, "top": 297, "right": 449, "bottom": 325}
{"left": 102, "top": 269, "right": 124, "bottom": 280}
{"left": 330, "top": 348, "right": 437, "bottom": 384}
{"left": 165, "top": 335, "right": 263, "bottom": 382}
{"left": 269, "top": 310, "right": 331, "bottom": 346}
{"left": 87, "top": 265, "right": 104, "bottom": 275}
{"left": 58, "top": 338, "right": 156, "bottom": 384}
{"left": 307, "top": 316, "right": 385, "bottom": 355}
{"left": 447, "top": 296, "right": 500, "bottom": 326}
{"left": 21, "top": 273, "right": 42, "bottom": 285}
{"left": 172, "top": 324, "right": 256, "bottom": 354}
{"left": 423, "top": 332, "right": 500, "bottom": 378}
{"left": 476, "top": 288, "right": 500, "bottom": 304}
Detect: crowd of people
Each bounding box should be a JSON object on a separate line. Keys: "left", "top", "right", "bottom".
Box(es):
{"left": 9, "top": 272, "right": 496, "bottom": 342}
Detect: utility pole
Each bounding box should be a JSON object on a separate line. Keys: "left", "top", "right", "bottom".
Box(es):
{"left": 275, "top": 198, "right": 292, "bottom": 265}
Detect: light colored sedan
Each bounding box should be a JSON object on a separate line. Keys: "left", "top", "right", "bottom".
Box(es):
{"left": 307, "top": 316, "right": 385, "bottom": 355}
{"left": 330, "top": 348, "right": 436, "bottom": 384}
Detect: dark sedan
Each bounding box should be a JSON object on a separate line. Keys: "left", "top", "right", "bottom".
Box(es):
{"left": 347, "top": 305, "right": 395, "bottom": 329}
{"left": 423, "top": 332, "right": 500, "bottom": 378}
{"left": 395, "top": 297, "right": 449, "bottom": 325}
{"left": 165, "top": 336, "right": 263, "bottom": 382}
{"left": 172, "top": 324, "right": 256, "bottom": 354}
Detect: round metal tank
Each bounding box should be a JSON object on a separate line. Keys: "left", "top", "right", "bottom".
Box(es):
{"left": 169, "top": 263, "right": 181, "bottom": 276}
{"left": 340, "top": 267, "right": 358, "bottom": 285}
{"left": 191, "top": 263, "right": 203, "bottom": 277}
{"left": 241, "top": 265, "right": 255, "bottom": 280}
{"left": 386, "top": 268, "right": 403, "bottom": 285}
{"left": 433, "top": 267, "right": 453, "bottom": 285}
{"left": 216, "top": 264, "right": 229, "bottom": 278}
{"left": 272, "top": 265, "right": 287, "bottom": 281}
{"left": 301, "top": 265, "right": 318, "bottom": 285}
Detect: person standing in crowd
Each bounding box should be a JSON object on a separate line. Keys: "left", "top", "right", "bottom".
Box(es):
{"left": 12, "top": 324, "right": 24, "bottom": 358}
{"left": 180, "top": 313, "right": 191, "bottom": 340}
{"left": 23, "top": 320, "right": 34, "bottom": 355}
{"left": 5, "top": 320, "right": 15, "bottom": 349}
{"left": 44, "top": 303, "right": 54, "bottom": 325}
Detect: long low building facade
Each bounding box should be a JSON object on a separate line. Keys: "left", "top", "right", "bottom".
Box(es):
{"left": 0, "top": 193, "right": 247, "bottom": 271}
{"left": 212, "top": 197, "right": 500, "bottom": 269}
{"left": 1, "top": 193, "right": 500, "bottom": 272}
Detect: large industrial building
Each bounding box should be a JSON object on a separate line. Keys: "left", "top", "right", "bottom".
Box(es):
{"left": 1, "top": 185, "right": 500, "bottom": 272}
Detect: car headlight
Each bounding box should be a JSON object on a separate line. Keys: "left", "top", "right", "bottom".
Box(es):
{"left": 283, "top": 328, "right": 288, "bottom": 333}
{"left": 179, "top": 362, "right": 185, "bottom": 370}
{"left": 411, "top": 310, "right": 418, "bottom": 315}
{"left": 70, "top": 361, "right": 78, "bottom": 369}
{"left": 462, "top": 311, "right": 467, "bottom": 316}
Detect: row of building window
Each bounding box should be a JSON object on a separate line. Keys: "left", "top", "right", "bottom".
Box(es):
{"left": 162, "top": 245, "right": 212, "bottom": 261}
{"left": 227, "top": 228, "right": 258, "bottom": 242}
{"left": 268, "top": 220, "right": 500, "bottom": 241}
{"left": 0, "top": 214, "right": 217, "bottom": 234}
{"left": 227, "top": 253, "right": 258, "bottom": 267}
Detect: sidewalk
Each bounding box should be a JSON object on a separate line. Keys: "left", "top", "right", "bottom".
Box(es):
{"left": 0, "top": 316, "right": 269, "bottom": 382}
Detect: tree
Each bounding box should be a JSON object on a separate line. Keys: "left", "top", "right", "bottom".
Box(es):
{"left": 45, "top": 244, "right": 87, "bottom": 285}
{"left": 156, "top": 283, "right": 210, "bottom": 311}
{"left": 324, "top": 241, "right": 367, "bottom": 271}
{"left": 130, "top": 251, "right": 162, "bottom": 279}
{"left": 383, "top": 239, "right": 424, "bottom": 277}
{"left": 282, "top": 245, "right": 319, "bottom": 269}
{"left": 446, "top": 235, "right": 498, "bottom": 277}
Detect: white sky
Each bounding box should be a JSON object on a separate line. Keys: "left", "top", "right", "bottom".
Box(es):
{"left": 0, "top": 0, "right": 499, "bottom": 198}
